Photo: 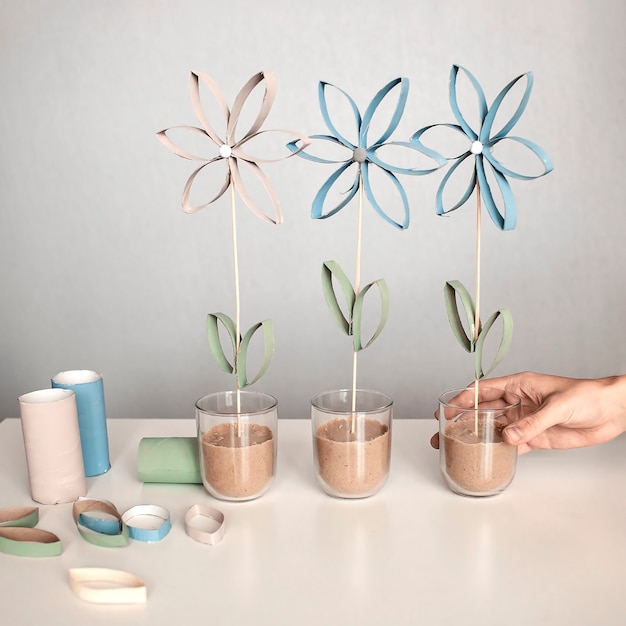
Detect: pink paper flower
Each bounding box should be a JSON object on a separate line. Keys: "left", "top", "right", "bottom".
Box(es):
{"left": 157, "top": 71, "right": 309, "bottom": 224}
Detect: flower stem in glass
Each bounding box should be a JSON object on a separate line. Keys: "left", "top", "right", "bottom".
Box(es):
{"left": 473, "top": 185, "right": 482, "bottom": 430}
{"left": 230, "top": 181, "right": 242, "bottom": 436}
{"left": 350, "top": 167, "right": 364, "bottom": 433}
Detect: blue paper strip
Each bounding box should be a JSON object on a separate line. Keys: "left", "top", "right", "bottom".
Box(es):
{"left": 122, "top": 506, "right": 172, "bottom": 543}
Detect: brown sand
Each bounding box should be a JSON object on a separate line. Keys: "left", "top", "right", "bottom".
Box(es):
{"left": 443, "top": 416, "right": 516, "bottom": 495}
{"left": 315, "top": 418, "right": 390, "bottom": 497}
{"left": 201, "top": 423, "right": 274, "bottom": 499}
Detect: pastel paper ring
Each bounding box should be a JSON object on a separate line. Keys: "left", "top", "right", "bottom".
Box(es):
{"left": 184, "top": 504, "right": 225, "bottom": 545}
{"left": 122, "top": 505, "right": 171, "bottom": 542}
{"left": 69, "top": 568, "right": 147, "bottom": 604}
{"left": 0, "top": 527, "right": 62, "bottom": 558}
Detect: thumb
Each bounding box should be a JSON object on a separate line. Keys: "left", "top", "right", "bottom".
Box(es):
{"left": 502, "top": 407, "right": 557, "bottom": 446}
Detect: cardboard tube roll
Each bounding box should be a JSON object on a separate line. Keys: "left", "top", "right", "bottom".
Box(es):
{"left": 51, "top": 370, "right": 110, "bottom": 476}
{"left": 18, "top": 388, "right": 87, "bottom": 504}
{"left": 137, "top": 437, "right": 202, "bottom": 484}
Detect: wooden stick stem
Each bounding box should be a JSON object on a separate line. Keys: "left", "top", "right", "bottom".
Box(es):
{"left": 473, "top": 185, "right": 482, "bottom": 431}
{"left": 231, "top": 182, "right": 242, "bottom": 437}
{"left": 350, "top": 168, "right": 364, "bottom": 433}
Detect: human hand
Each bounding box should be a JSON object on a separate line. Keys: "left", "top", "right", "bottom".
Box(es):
{"left": 430, "top": 371, "right": 626, "bottom": 454}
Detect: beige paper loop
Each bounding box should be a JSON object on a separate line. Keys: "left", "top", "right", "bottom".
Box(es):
{"left": 68, "top": 568, "right": 146, "bottom": 604}
{"left": 184, "top": 504, "right": 225, "bottom": 545}
{"left": 18, "top": 389, "right": 87, "bottom": 504}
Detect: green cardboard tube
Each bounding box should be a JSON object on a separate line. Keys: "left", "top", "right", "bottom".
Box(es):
{"left": 137, "top": 437, "right": 202, "bottom": 484}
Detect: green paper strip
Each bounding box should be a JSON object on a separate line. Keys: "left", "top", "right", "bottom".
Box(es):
{"left": 207, "top": 313, "right": 238, "bottom": 374}
{"left": 0, "top": 527, "right": 62, "bottom": 557}
{"left": 73, "top": 499, "right": 130, "bottom": 548}
{"left": 443, "top": 279, "right": 514, "bottom": 380}
{"left": 321, "top": 260, "right": 389, "bottom": 351}
{"left": 352, "top": 278, "right": 389, "bottom": 351}
{"left": 444, "top": 280, "right": 477, "bottom": 352}
{"left": 0, "top": 506, "right": 39, "bottom": 528}
{"left": 475, "top": 308, "right": 514, "bottom": 379}
{"left": 207, "top": 312, "right": 275, "bottom": 389}
{"left": 137, "top": 437, "right": 202, "bottom": 484}
{"left": 321, "top": 261, "right": 355, "bottom": 335}
{"left": 237, "top": 319, "right": 275, "bottom": 388}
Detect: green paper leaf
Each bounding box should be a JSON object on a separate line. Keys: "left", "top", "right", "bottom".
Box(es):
{"left": 237, "top": 319, "right": 275, "bottom": 388}
{"left": 206, "top": 312, "right": 238, "bottom": 374}
{"left": 352, "top": 278, "right": 390, "bottom": 351}
{"left": 321, "top": 261, "right": 355, "bottom": 335}
{"left": 444, "top": 280, "right": 477, "bottom": 353}
{"left": 474, "top": 308, "right": 514, "bottom": 379}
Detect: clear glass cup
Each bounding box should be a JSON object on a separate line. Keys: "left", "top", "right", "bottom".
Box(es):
{"left": 311, "top": 389, "right": 392, "bottom": 499}
{"left": 439, "top": 386, "right": 521, "bottom": 497}
{"left": 196, "top": 390, "right": 277, "bottom": 501}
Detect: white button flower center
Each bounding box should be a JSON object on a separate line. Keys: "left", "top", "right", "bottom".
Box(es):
{"left": 219, "top": 145, "right": 232, "bottom": 159}
{"left": 470, "top": 141, "right": 483, "bottom": 155}
{"left": 353, "top": 147, "right": 367, "bottom": 163}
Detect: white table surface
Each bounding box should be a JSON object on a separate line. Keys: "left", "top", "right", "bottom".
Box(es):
{"left": 0, "top": 417, "right": 625, "bottom": 626}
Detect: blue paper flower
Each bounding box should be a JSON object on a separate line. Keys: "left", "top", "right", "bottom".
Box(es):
{"left": 289, "top": 78, "right": 445, "bottom": 229}
{"left": 412, "top": 65, "right": 554, "bottom": 230}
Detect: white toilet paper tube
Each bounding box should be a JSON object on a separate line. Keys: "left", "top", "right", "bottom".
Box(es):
{"left": 18, "top": 388, "right": 87, "bottom": 504}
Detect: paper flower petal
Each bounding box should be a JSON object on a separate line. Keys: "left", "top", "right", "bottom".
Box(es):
{"left": 483, "top": 72, "right": 533, "bottom": 141}
{"left": 318, "top": 81, "right": 361, "bottom": 149}
{"left": 361, "top": 77, "right": 409, "bottom": 147}
{"left": 230, "top": 158, "right": 283, "bottom": 225}
{"left": 311, "top": 162, "right": 359, "bottom": 220}
{"left": 228, "top": 72, "right": 276, "bottom": 144}
{"left": 362, "top": 162, "right": 411, "bottom": 229}
{"left": 449, "top": 65, "right": 487, "bottom": 140}
{"left": 476, "top": 157, "right": 517, "bottom": 230}
{"left": 287, "top": 134, "right": 352, "bottom": 164}
{"left": 235, "top": 129, "right": 311, "bottom": 163}
{"left": 156, "top": 126, "right": 214, "bottom": 161}
{"left": 190, "top": 71, "right": 230, "bottom": 145}
{"left": 181, "top": 159, "right": 230, "bottom": 214}
{"left": 486, "top": 136, "right": 554, "bottom": 180}
{"left": 369, "top": 140, "right": 446, "bottom": 176}
{"left": 435, "top": 153, "right": 476, "bottom": 217}
{"left": 411, "top": 123, "right": 472, "bottom": 161}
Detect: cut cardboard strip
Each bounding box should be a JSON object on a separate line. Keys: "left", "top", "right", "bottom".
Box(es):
{"left": 184, "top": 504, "right": 225, "bottom": 545}
{"left": 0, "top": 506, "right": 39, "bottom": 528}
{"left": 69, "top": 568, "right": 146, "bottom": 604}
{"left": 72, "top": 498, "right": 129, "bottom": 548}
{"left": 0, "top": 527, "right": 62, "bottom": 557}
{"left": 122, "top": 505, "right": 171, "bottom": 542}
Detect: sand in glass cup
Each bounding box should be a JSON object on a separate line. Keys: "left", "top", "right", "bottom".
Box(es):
{"left": 439, "top": 387, "right": 521, "bottom": 497}
{"left": 311, "top": 389, "right": 392, "bottom": 499}
{"left": 196, "top": 391, "right": 277, "bottom": 501}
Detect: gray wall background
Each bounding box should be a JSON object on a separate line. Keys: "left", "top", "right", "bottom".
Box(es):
{"left": 1, "top": 0, "right": 625, "bottom": 420}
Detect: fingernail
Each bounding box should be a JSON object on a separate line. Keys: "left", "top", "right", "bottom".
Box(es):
{"left": 504, "top": 425, "right": 522, "bottom": 444}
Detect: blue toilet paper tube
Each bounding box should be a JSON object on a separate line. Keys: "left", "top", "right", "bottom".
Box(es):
{"left": 51, "top": 370, "right": 110, "bottom": 477}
